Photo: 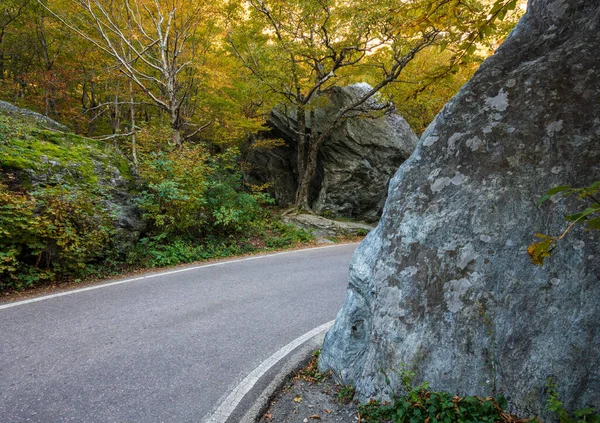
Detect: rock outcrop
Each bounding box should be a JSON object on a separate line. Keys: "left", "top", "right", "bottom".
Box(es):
{"left": 0, "top": 104, "right": 145, "bottom": 239}
{"left": 243, "top": 84, "right": 418, "bottom": 222}
{"left": 319, "top": 0, "right": 600, "bottom": 421}
{"left": 0, "top": 100, "right": 68, "bottom": 132}
{"left": 282, "top": 213, "right": 375, "bottom": 239}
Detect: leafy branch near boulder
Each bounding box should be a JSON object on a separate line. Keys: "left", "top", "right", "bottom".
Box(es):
{"left": 528, "top": 182, "right": 600, "bottom": 265}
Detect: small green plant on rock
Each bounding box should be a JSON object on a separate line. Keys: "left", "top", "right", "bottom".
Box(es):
{"left": 546, "top": 378, "right": 600, "bottom": 423}
{"left": 337, "top": 384, "right": 356, "bottom": 404}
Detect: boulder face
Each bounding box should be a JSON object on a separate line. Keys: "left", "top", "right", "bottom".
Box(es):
{"left": 243, "top": 84, "right": 418, "bottom": 222}
{"left": 319, "top": 0, "right": 600, "bottom": 420}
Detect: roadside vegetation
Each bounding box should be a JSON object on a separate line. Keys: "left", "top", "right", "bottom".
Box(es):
{"left": 270, "top": 351, "right": 600, "bottom": 423}
{"left": 0, "top": 113, "right": 315, "bottom": 293}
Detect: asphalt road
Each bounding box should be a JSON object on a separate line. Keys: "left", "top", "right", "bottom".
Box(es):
{"left": 0, "top": 243, "right": 357, "bottom": 423}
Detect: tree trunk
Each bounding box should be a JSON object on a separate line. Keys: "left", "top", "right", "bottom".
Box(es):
{"left": 170, "top": 108, "right": 183, "bottom": 147}
{"left": 110, "top": 92, "right": 120, "bottom": 134}
{"left": 129, "top": 80, "right": 137, "bottom": 166}
{"left": 296, "top": 106, "right": 306, "bottom": 179}
{"left": 0, "top": 28, "right": 5, "bottom": 80}
{"left": 295, "top": 139, "right": 319, "bottom": 211}
{"left": 172, "top": 127, "right": 182, "bottom": 148}
{"left": 294, "top": 122, "right": 336, "bottom": 210}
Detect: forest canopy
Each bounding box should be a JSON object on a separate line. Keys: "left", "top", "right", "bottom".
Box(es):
{"left": 1, "top": 0, "right": 523, "bottom": 142}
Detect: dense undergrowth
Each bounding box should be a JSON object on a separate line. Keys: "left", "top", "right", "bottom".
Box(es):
{"left": 0, "top": 114, "right": 313, "bottom": 293}
{"left": 357, "top": 379, "right": 600, "bottom": 423}
{"left": 356, "top": 366, "right": 535, "bottom": 423}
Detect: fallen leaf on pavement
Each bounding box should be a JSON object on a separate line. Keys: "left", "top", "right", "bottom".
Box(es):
{"left": 294, "top": 395, "right": 302, "bottom": 403}
{"left": 309, "top": 415, "right": 321, "bottom": 420}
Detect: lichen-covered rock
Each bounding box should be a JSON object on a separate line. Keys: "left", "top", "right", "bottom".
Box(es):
{"left": 243, "top": 84, "right": 418, "bottom": 222}
{"left": 0, "top": 100, "right": 68, "bottom": 132}
{"left": 319, "top": 0, "right": 600, "bottom": 421}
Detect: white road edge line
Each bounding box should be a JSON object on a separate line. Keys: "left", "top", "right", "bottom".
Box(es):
{"left": 203, "top": 320, "right": 335, "bottom": 423}
{"left": 0, "top": 244, "right": 356, "bottom": 311}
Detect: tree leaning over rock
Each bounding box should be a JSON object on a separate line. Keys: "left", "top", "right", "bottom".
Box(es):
{"left": 228, "top": 0, "right": 522, "bottom": 211}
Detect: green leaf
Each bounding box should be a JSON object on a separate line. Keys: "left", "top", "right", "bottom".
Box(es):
{"left": 575, "top": 407, "right": 596, "bottom": 417}
{"left": 497, "top": 7, "right": 508, "bottom": 21}
{"left": 497, "top": 394, "right": 508, "bottom": 410}
{"left": 566, "top": 207, "right": 597, "bottom": 222}
{"left": 546, "top": 185, "right": 571, "bottom": 196}
{"left": 586, "top": 217, "right": 600, "bottom": 230}
{"left": 537, "top": 194, "right": 552, "bottom": 206}
{"left": 528, "top": 238, "right": 555, "bottom": 266}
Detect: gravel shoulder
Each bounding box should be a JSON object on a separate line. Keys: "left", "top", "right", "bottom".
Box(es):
{"left": 259, "top": 352, "right": 359, "bottom": 423}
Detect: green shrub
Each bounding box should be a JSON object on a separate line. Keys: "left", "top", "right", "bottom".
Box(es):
{"left": 203, "top": 149, "right": 274, "bottom": 235}
{"left": 127, "top": 236, "right": 205, "bottom": 268}
{"left": 136, "top": 144, "right": 274, "bottom": 238}
{"left": 264, "top": 221, "right": 313, "bottom": 248}
{"left": 0, "top": 183, "right": 117, "bottom": 290}
{"left": 136, "top": 145, "right": 210, "bottom": 236}
{"left": 358, "top": 369, "right": 525, "bottom": 423}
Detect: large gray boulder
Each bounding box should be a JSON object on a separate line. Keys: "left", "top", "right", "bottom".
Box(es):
{"left": 319, "top": 0, "right": 600, "bottom": 420}
{"left": 243, "top": 84, "right": 418, "bottom": 222}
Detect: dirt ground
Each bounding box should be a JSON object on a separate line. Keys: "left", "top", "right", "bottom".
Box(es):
{"left": 259, "top": 354, "right": 359, "bottom": 423}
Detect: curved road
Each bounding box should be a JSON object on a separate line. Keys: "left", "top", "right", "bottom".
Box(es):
{"left": 0, "top": 243, "right": 357, "bottom": 423}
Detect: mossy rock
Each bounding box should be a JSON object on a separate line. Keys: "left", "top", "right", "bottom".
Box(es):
{"left": 0, "top": 114, "right": 132, "bottom": 189}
